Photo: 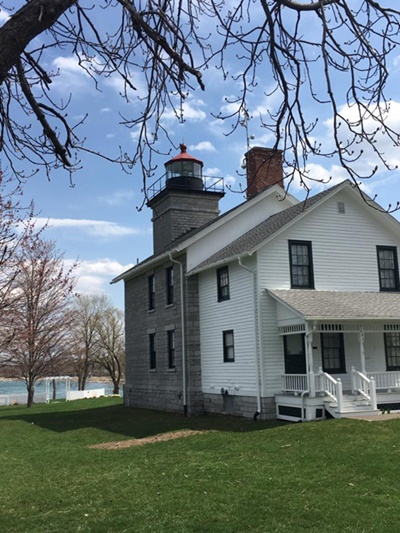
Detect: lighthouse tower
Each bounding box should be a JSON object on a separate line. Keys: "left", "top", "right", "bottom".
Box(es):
{"left": 147, "top": 144, "right": 225, "bottom": 255}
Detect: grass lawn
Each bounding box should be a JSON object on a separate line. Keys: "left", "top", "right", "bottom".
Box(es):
{"left": 1, "top": 398, "right": 400, "bottom": 533}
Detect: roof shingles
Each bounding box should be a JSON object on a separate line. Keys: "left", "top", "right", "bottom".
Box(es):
{"left": 189, "top": 185, "right": 340, "bottom": 273}
{"left": 269, "top": 289, "right": 400, "bottom": 320}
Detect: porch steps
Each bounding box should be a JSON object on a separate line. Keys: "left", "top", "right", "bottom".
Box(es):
{"left": 324, "top": 394, "right": 381, "bottom": 419}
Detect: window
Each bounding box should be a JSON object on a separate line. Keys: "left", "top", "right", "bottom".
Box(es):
{"left": 283, "top": 334, "right": 306, "bottom": 374}
{"left": 167, "top": 330, "right": 176, "bottom": 369}
{"left": 321, "top": 332, "right": 346, "bottom": 373}
{"left": 149, "top": 333, "right": 156, "bottom": 369}
{"left": 223, "top": 330, "right": 235, "bottom": 362}
{"left": 166, "top": 266, "right": 174, "bottom": 305}
{"left": 289, "top": 240, "right": 314, "bottom": 289}
{"left": 337, "top": 201, "right": 346, "bottom": 214}
{"left": 377, "top": 246, "right": 399, "bottom": 291}
{"left": 384, "top": 332, "right": 400, "bottom": 370}
{"left": 148, "top": 274, "right": 155, "bottom": 310}
{"left": 217, "top": 266, "right": 230, "bottom": 301}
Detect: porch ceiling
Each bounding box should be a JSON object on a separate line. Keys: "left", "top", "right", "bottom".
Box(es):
{"left": 268, "top": 289, "right": 400, "bottom": 322}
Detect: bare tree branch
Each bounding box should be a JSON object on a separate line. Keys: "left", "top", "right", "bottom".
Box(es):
{"left": 0, "top": 0, "right": 399, "bottom": 205}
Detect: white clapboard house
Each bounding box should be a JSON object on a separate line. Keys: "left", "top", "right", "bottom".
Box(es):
{"left": 113, "top": 145, "right": 400, "bottom": 422}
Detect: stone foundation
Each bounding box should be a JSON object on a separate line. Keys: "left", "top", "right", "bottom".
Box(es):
{"left": 124, "top": 385, "right": 203, "bottom": 416}
{"left": 203, "top": 393, "right": 276, "bottom": 420}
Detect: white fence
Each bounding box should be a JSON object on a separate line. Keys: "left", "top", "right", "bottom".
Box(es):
{"left": 0, "top": 393, "right": 47, "bottom": 405}
{"left": 66, "top": 389, "right": 105, "bottom": 401}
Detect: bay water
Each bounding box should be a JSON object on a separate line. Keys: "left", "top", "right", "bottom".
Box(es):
{"left": 0, "top": 379, "right": 117, "bottom": 400}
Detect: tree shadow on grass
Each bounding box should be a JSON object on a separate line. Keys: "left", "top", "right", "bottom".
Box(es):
{"left": 0, "top": 397, "right": 287, "bottom": 439}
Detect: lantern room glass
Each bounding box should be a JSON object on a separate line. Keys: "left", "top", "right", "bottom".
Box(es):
{"left": 166, "top": 160, "right": 202, "bottom": 180}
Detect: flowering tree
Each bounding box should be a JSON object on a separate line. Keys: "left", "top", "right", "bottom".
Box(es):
{"left": 4, "top": 237, "right": 77, "bottom": 407}
{"left": 0, "top": 171, "right": 38, "bottom": 354}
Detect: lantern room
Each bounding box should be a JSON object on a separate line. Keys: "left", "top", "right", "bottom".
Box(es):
{"left": 165, "top": 143, "right": 204, "bottom": 191}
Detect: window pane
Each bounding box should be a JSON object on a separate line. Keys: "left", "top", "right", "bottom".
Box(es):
{"left": 321, "top": 333, "right": 345, "bottom": 373}
{"left": 148, "top": 275, "right": 155, "bottom": 310}
{"left": 378, "top": 247, "right": 399, "bottom": 291}
{"left": 166, "top": 267, "right": 174, "bottom": 305}
{"left": 149, "top": 333, "right": 156, "bottom": 369}
{"left": 223, "top": 330, "right": 234, "bottom": 362}
{"left": 385, "top": 333, "right": 400, "bottom": 370}
{"left": 289, "top": 241, "right": 313, "bottom": 289}
{"left": 285, "top": 334, "right": 304, "bottom": 355}
{"left": 168, "top": 330, "right": 175, "bottom": 369}
{"left": 217, "top": 267, "right": 230, "bottom": 301}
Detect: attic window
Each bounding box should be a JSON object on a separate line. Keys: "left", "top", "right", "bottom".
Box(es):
{"left": 337, "top": 201, "right": 345, "bottom": 214}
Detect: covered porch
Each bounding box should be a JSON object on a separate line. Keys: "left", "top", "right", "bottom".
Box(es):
{"left": 268, "top": 289, "right": 400, "bottom": 420}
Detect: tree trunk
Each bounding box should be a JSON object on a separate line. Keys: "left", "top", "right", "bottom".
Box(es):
{"left": 27, "top": 382, "right": 35, "bottom": 408}
{"left": 113, "top": 383, "right": 119, "bottom": 395}
{"left": 0, "top": 0, "right": 76, "bottom": 84}
{"left": 78, "top": 370, "right": 88, "bottom": 391}
{"left": 52, "top": 379, "right": 57, "bottom": 400}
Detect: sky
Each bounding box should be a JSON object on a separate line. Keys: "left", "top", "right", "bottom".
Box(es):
{"left": 2, "top": 2, "right": 400, "bottom": 310}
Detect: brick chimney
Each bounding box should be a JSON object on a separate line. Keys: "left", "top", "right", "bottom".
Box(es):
{"left": 245, "top": 147, "right": 283, "bottom": 199}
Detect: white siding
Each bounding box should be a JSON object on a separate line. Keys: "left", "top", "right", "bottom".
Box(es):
{"left": 259, "top": 189, "right": 400, "bottom": 292}
{"left": 257, "top": 189, "right": 400, "bottom": 395}
{"left": 187, "top": 190, "right": 295, "bottom": 272}
{"left": 199, "top": 258, "right": 258, "bottom": 396}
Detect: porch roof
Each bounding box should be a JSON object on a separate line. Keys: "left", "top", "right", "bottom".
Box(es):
{"left": 267, "top": 289, "right": 400, "bottom": 321}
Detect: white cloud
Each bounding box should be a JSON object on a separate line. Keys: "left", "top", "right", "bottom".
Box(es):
{"left": 189, "top": 141, "right": 216, "bottom": 152}
{"left": 203, "top": 167, "right": 236, "bottom": 188}
{"left": 322, "top": 100, "right": 400, "bottom": 174}
{"left": 224, "top": 175, "right": 237, "bottom": 187}
{"left": 104, "top": 72, "right": 148, "bottom": 100}
{"left": 97, "top": 190, "right": 134, "bottom": 206}
{"left": 287, "top": 162, "right": 372, "bottom": 197}
{"left": 204, "top": 167, "right": 222, "bottom": 176}
{"left": 101, "top": 107, "right": 112, "bottom": 113}
{"left": 0, "top": 9, "right": 10, "bottom": 22}
{"left": 51, "top": 56, "right": 90, "bottom": 90}
{"left": 130, "top": 129, "right": 141, "bottom": 142}
{"left": 33, "top": 217, "right": 146, "bottom": 238}
{"left": 162, "top": 98, "right": 207, "bottom": 123}
{"left": 64, "top": 258, "right": 133, "bottom": 295}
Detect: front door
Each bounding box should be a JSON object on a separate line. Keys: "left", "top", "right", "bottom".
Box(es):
{"left": 284, "top": 334, "right": 306, "bottom": 374}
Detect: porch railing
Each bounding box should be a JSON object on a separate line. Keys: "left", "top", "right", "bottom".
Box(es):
{"left": 318, "top": 369, "right": 343, "bottom": 412}
{"left": 351, "top": 367, "right": 377, "bottom": 410}
{"left": 366, "top": 371, "right": 400, "bottom": 391}
{"left": 281, "top": 374, "right": 308, "bottom": 393}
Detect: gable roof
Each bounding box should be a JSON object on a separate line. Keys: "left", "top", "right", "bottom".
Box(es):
{"left": 188, "top": 182, "right": 344, "bottom": 274}
{"left": 188, "top": 180, "right": 400, "bottom": 275}
{"left": 112, "top": 178, "right": 400, "bottom": 283}
{"left": 268, "top": 289, "right": 400, "bottom": 321}
{"left": 111, "top": 182, "right": 296, "bottom": 283}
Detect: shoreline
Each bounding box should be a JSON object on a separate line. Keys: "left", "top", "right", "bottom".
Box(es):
{"left": 0, "top": 376, "right": 119, "bottom": 386}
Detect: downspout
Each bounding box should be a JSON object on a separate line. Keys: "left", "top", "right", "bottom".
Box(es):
{"left": 237, "top": 256, "right": 262, "bottom": 418}
{"left": 301, "top": 390, "right": 310, "bottom": 422}
{"left": 168, "top": 253, "right": 187, "bottom": 415}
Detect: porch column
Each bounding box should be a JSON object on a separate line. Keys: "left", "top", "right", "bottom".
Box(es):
{"left": 305, "top": 322, "right": 315, "bottom": 397}
{"left": 359, "top": 326, "right": 366, "bottom": 375}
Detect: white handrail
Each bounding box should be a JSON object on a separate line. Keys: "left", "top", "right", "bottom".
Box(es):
{"left": 351, "top": 367, "right": 377, "bottom": 410}
{"left": 366, "top": 371, "right": 400, "bottom": 391}
{"left": 318, "top": 368, "right": 343, "bottom": 412}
